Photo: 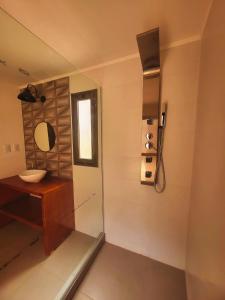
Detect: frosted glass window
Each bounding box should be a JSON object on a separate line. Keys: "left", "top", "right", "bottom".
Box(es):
{"left": 77, "top": 99, "right": 92, "bottom": 159}
{"left": 72, "top": 89, "right": 98, "bottom": 167}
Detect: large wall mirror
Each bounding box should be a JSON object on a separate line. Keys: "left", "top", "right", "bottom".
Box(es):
{"left": 34, "top": 122, "right": 56, "bottom": 152}
{"left": 0, "top": 7, "right": 104, "bottom": 300}
{"left": 0, "top": 8, "right": 74, "bottom": 85}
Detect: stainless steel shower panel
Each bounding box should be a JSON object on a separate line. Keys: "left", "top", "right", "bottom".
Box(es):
{"left": 137, "top": 28, "right": 161, "bottom": 186}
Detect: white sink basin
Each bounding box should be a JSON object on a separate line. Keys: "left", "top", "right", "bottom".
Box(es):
{"left": 19, "top": 169, "right": 47, "bottom": 183}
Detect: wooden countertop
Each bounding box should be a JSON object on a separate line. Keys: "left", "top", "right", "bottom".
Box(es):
{"left": 0, "top": 175, "right": 72, "bottom": 196}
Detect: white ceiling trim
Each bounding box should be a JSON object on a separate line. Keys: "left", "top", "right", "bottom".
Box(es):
{"left": 75, "top": 35, "right": 201, "bottom": 74}
{"left": 19, "top": 35, "right": 201, "bottom": 88}
{"left": 161, "top": 35, "right": 201, "bottom": 50}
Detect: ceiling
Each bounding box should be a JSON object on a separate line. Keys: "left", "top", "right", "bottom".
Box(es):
{"left": 0, "top": 8, "right": 75, "bottom": 85}
{"left": 0, "top": 0, "right": 212, "bottom": 73}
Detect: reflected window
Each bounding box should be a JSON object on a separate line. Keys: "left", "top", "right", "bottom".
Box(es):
{"left": 78, "top": 99, "right": 92, "bottom": 159}
{"left": 72, "top": 89, "right": 98, "bottom": 167}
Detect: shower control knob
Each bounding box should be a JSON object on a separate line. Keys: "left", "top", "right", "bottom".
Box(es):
{"left": 145, "top": 142, "right": 153, "bottom": 150}
{"left": 146, "top": 133, "right": 153, "bottom": 140}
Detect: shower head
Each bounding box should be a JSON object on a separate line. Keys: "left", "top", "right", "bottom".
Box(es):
{"left": 17, "top": 84, "right": 46, "bottom": 103}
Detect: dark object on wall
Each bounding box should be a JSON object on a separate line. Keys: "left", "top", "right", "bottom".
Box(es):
{"left": 47, "top": 123, "right": 56, "bottom": 149}
{"left": 18, "top": 85, "right": 36, "bottom": 102}
{"left": 34, "top": 122, "right": 56, "bottom": 152}
{"left": 18, "top": 84, "right": 46, "bottom": 103}
{"left": 71, "top": 89, "right": 98, "bottom": 167}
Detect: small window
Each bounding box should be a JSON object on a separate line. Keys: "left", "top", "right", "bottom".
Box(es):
{"left": 71, "top": 89, "right": 98, "bottom": 167}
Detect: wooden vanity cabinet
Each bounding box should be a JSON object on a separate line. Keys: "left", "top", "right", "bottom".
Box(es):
{"left": 0, "top": 176, "right": 75, "bottom": 255}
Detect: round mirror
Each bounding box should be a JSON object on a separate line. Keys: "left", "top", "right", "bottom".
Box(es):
{"left": 34, "top": 122, "right": 56, "bottom": 152}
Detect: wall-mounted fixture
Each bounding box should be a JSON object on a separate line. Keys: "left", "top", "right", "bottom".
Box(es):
{"left": 137, "top": 28, "right": 167, "bottom": 193}
{"left": 17, "top": 84, "right": 46, "bottom": 103}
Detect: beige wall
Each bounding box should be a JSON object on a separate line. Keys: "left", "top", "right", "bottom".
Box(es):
{"left": 83, "top": 41, "right": 200, "bottom": 269}
{"left": 70, "top": 74, "right": 103, "bottom": 237}
{"left": 0, "top": 79, "right": 25, "bottom": 179}
{"left": 186, "top": 1, "right": 225, "bottom": 299}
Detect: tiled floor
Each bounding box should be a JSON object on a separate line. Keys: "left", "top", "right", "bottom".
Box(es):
{"left": 0, "top": 223, "right": 95, "bottom": 300}
{"left": 74, "top": 243, "right": 187, "bottom": 300}
{"left": 0, "top": 222, "right": 39, "bottom": 269}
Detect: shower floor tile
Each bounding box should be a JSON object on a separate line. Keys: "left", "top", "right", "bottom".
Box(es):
{"left": 74, "top": 243, "right": 187, "bottom": 300}
{"left": 0, "top": 221, "right": 39, "bottom": 269}
{"left": 0, "top": 222, "right": 95, "bottom": 300}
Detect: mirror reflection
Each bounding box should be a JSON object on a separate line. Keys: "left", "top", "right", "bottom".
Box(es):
{"left": 34, "top": 122, "right": 56, "bottom": 152}
{"left": 0, "top": 7, "right": 74, "bottom": 85}
{"left": 78, "top": 99, "right": 92, "bottom": 160}
{"left": 0, "top": 7, "right": 104, "bottom": 300}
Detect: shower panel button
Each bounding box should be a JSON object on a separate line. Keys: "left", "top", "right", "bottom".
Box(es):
{"left": 146, "top": 157, "right": 152, "bottom": 163}
{"left": 145, "top": 171, "right": 152, "bottom": 178}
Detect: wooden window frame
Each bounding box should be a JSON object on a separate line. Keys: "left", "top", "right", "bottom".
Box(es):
{"left": 71, "top": 89, "right": 98, "bottom": 167}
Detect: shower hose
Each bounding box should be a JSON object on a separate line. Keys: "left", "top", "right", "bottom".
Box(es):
{"left": 154, "top": 126, "right": 166, "bottom": 193}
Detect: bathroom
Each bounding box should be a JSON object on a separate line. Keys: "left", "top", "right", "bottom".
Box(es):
{"left": 0, "top": 1, "right": 224, "bottom": 300}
